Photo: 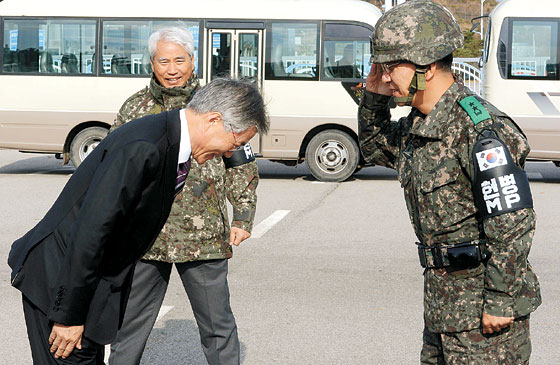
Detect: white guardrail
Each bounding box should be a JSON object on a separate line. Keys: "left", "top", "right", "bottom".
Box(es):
{"left": 453, "top": 57, "right": 481, "bottom": 96}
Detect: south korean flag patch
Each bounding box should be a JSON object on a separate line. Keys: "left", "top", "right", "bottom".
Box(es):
{"left": 476, "top": 146, "right": 507, "bottom": 171}
{"left": 472, "top": 130, "right": 533, "bottom": 219}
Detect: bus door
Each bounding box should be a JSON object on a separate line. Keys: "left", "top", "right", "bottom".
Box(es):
{"left": 206, "top": 26, "right": 263, "bottom": 153}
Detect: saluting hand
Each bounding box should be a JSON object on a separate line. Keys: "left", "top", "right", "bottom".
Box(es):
{"left": 366, "top": 64, "right": 392, "bottom": 96}
{"left": 482, "top": 312, "right": 514, "bottom": 334}
{"left": 49, "top": 323, "right": 84, "bottom": 359}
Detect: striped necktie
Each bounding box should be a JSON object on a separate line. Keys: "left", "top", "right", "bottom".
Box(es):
{"left": 175, "top": 158, "right": 191, "bottom": 196}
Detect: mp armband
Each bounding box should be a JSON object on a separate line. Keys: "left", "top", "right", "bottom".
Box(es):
{"left": 472, "top": 130, "right": 533, "bottom": 219}
{"left": 223, "top": 142, "right": 255, "bottom": 169}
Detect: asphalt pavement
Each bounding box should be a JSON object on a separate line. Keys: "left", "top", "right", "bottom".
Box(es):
{"left": 1, "top": 150, "right": 558, "bottom": 364}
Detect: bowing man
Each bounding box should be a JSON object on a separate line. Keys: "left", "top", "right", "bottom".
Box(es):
{"left": 8, "top": 78, "right": 269, "bottom": 364}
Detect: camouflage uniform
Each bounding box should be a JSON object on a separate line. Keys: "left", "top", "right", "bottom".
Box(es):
{"left": 110, "top": 73, "right": 259, "bottom": 262}
{"left": 361, "top": 1, "right": 541, "bottom": 363}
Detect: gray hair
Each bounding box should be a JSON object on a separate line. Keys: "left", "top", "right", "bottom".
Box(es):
{"left": 187, "top": 78, "right": 270, "bottom": 135}
{"left": 148, "top": 27, "right": 194, "bottom": 59}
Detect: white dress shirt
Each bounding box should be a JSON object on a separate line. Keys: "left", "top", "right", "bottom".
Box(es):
{"left": 178, "top": 108, "right": 192, "bottom": 166}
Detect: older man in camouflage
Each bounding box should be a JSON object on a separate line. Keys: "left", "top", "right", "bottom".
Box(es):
{"left": 108, "top": 27, "right": 258, "bottom": 365}
{"left": 359, "top": 1, "right": 541, "bottom": 364}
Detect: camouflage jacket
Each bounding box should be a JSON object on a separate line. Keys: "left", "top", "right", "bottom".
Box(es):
{"left": 358, "top": 79, "right": 541, "bottom": 333}
{"left": 110, "top": 73, "right": 259, "bottom": 262}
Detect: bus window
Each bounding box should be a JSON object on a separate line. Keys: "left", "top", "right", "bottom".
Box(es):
{"left": 322, "top": 23, "right": 372, "bottom": 80}
{"left": 508, "top": 19, "right": 559, "bottom": 79}
{"left": 101, "top": 20, "right": 200, "bottom": 76}
{"left": 2, "top": 18, "right": 96, "bottom": 74}
{"left": 238, "top": 33, "right": 259, "bottom": 81}
{"left": 323, "top": 42, "right": 369, "bottom": 79}
{"left": 211, "top": 32, "right": 232, "bottom": 79}
{"left": 265, "top": 22, "right": 318, "bottom": 79}
{"left": 482, "top": 18, "right": 491, "bottom": 65}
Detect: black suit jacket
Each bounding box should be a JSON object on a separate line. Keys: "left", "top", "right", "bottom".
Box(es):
{"left": 8, "top": 109, "right": 186, "bottom": 344}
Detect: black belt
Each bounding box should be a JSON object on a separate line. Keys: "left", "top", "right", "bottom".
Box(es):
{"left": 416, "top": 240, "right": 487, "bottom": 269}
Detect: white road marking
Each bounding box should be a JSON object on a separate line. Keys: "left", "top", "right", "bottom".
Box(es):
{"left": 250, "top": 210, "right": 290, "bottom": 239}
{"left": 156, "top": 305, "right": 174, "bottom": 322}
{"left": 311, "top": 181, "right": 325, "bottom": 184}
{"left": 103, "top": 305, "right": 174, "bottom": 363}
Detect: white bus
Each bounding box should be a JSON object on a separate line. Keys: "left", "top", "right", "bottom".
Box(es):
{"left": 480, "top": 0, "right": 560, "bottom": 165}
{"left": 0, "top": 0, "right": 382, "bottom": 181}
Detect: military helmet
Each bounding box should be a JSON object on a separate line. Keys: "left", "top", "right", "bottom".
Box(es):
{"left": 371, "top": 0, "right": 464, "bottom": 66}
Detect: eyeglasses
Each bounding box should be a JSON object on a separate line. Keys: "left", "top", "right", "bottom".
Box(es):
{"left": 228, "top": 131, "right": 246, "bottom": 152}
{"left": 380, "top": 61, "right": 403, "bottom": 74}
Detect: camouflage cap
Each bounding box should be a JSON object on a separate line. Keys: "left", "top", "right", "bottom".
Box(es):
{"left": 371, "top": 0, "right": 464, "bottom": 66}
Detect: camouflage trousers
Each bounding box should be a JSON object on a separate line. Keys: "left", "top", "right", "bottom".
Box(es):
{"left": 421, "top": 316, "right": 531, "bottom": 364}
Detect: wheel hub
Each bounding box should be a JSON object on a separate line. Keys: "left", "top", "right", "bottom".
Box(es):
{"left": 79, "top": 137, "right": 101, "bottom": 161}
{"left": 326, "top": 151, "right": 337, "bottom": 162}
{"left": 316, "top": 140, "right": 348, "bottom": 173}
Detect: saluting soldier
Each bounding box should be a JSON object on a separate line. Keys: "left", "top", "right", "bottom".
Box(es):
{"left": 359, "top": 1, "right": 541, "bottom": 363}
{"left": 108, "top": 27, "right": 259, "bottom": 365}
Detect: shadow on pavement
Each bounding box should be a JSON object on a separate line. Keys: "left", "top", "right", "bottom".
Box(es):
{"left": 256, "top": 160, "right": 398, "bottom": 182}
{"left": 532, "top": 176, "right": 560, "bottom": 184}
{"left": 140, "top": 319, "right": 246, "bottom": 365}
{"left": 0, "top": 155, "right": 74, "bottom": 175}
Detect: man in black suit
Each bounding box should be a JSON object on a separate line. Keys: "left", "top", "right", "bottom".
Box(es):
{"left": 8, "top": 78, "right": 269, "bottom": 364}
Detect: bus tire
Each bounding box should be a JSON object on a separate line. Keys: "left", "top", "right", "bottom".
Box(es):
{"left": 70, "top": 126, "right": 108, "bottom": 167}
{"left": 305, "top": 129, "right": 359, "bottom": 182}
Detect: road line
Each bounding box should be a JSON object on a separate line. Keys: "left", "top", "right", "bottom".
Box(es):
{"left": 104, "top": 305, "right": 174, "bottom": 362}
{"left": 251, "top": 210, "right": 290, "bottom": 238}
{"left": 156, "top": 305, "right": 174, "bottom": 322}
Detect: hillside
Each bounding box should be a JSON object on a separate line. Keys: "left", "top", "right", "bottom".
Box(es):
{"left": 364, "top": 0, "right": 499, "bottom": 32}
{"left": 432, "top": 0, "right": 498, "bottom": 31}
{"left": 363, "top": 0, "right": 500, "bottom": 57}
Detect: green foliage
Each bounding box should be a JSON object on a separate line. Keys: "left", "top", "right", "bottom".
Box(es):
{"left": 454, "top": 30, "right": 483, "bottom": 58}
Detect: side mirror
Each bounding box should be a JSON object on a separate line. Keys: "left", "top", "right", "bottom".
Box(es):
{"left": 470, "top": 15, "right": 489, "bottom": 37}
{"left": 470, "top": 22, "right": 480, "bottom": 33}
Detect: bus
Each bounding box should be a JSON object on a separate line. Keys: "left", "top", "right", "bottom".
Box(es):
{"left": 480, "top": 0, "right": 560, "bottom": 165}
{"left": 0, "top": 0, "right": 382, "bottom": 182}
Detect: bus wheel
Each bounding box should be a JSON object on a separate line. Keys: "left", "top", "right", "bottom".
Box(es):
{"left": 305, "top": 130, "right": 359, "bottom": 182}
{"left": 70, "top": 127, "right": 108, "bottom": 167}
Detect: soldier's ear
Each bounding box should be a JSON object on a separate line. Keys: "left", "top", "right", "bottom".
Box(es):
{"left": 425, "top": 62, "right": 437, "bottom": 81}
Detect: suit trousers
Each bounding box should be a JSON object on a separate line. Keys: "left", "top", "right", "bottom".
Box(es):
{"left": 22, "top": 295, "right": 105, "bottom": 364}
{"left": 109, "top": 259, "right": 239, "bottom": 365}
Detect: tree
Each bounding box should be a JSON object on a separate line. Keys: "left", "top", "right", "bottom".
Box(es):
{"left": 454, "top": 30, "right": 484, "bottom": 58}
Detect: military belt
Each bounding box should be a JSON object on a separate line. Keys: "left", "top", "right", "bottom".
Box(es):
{"left": 416, "top": 240, "right": 487, "bottom": 269}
